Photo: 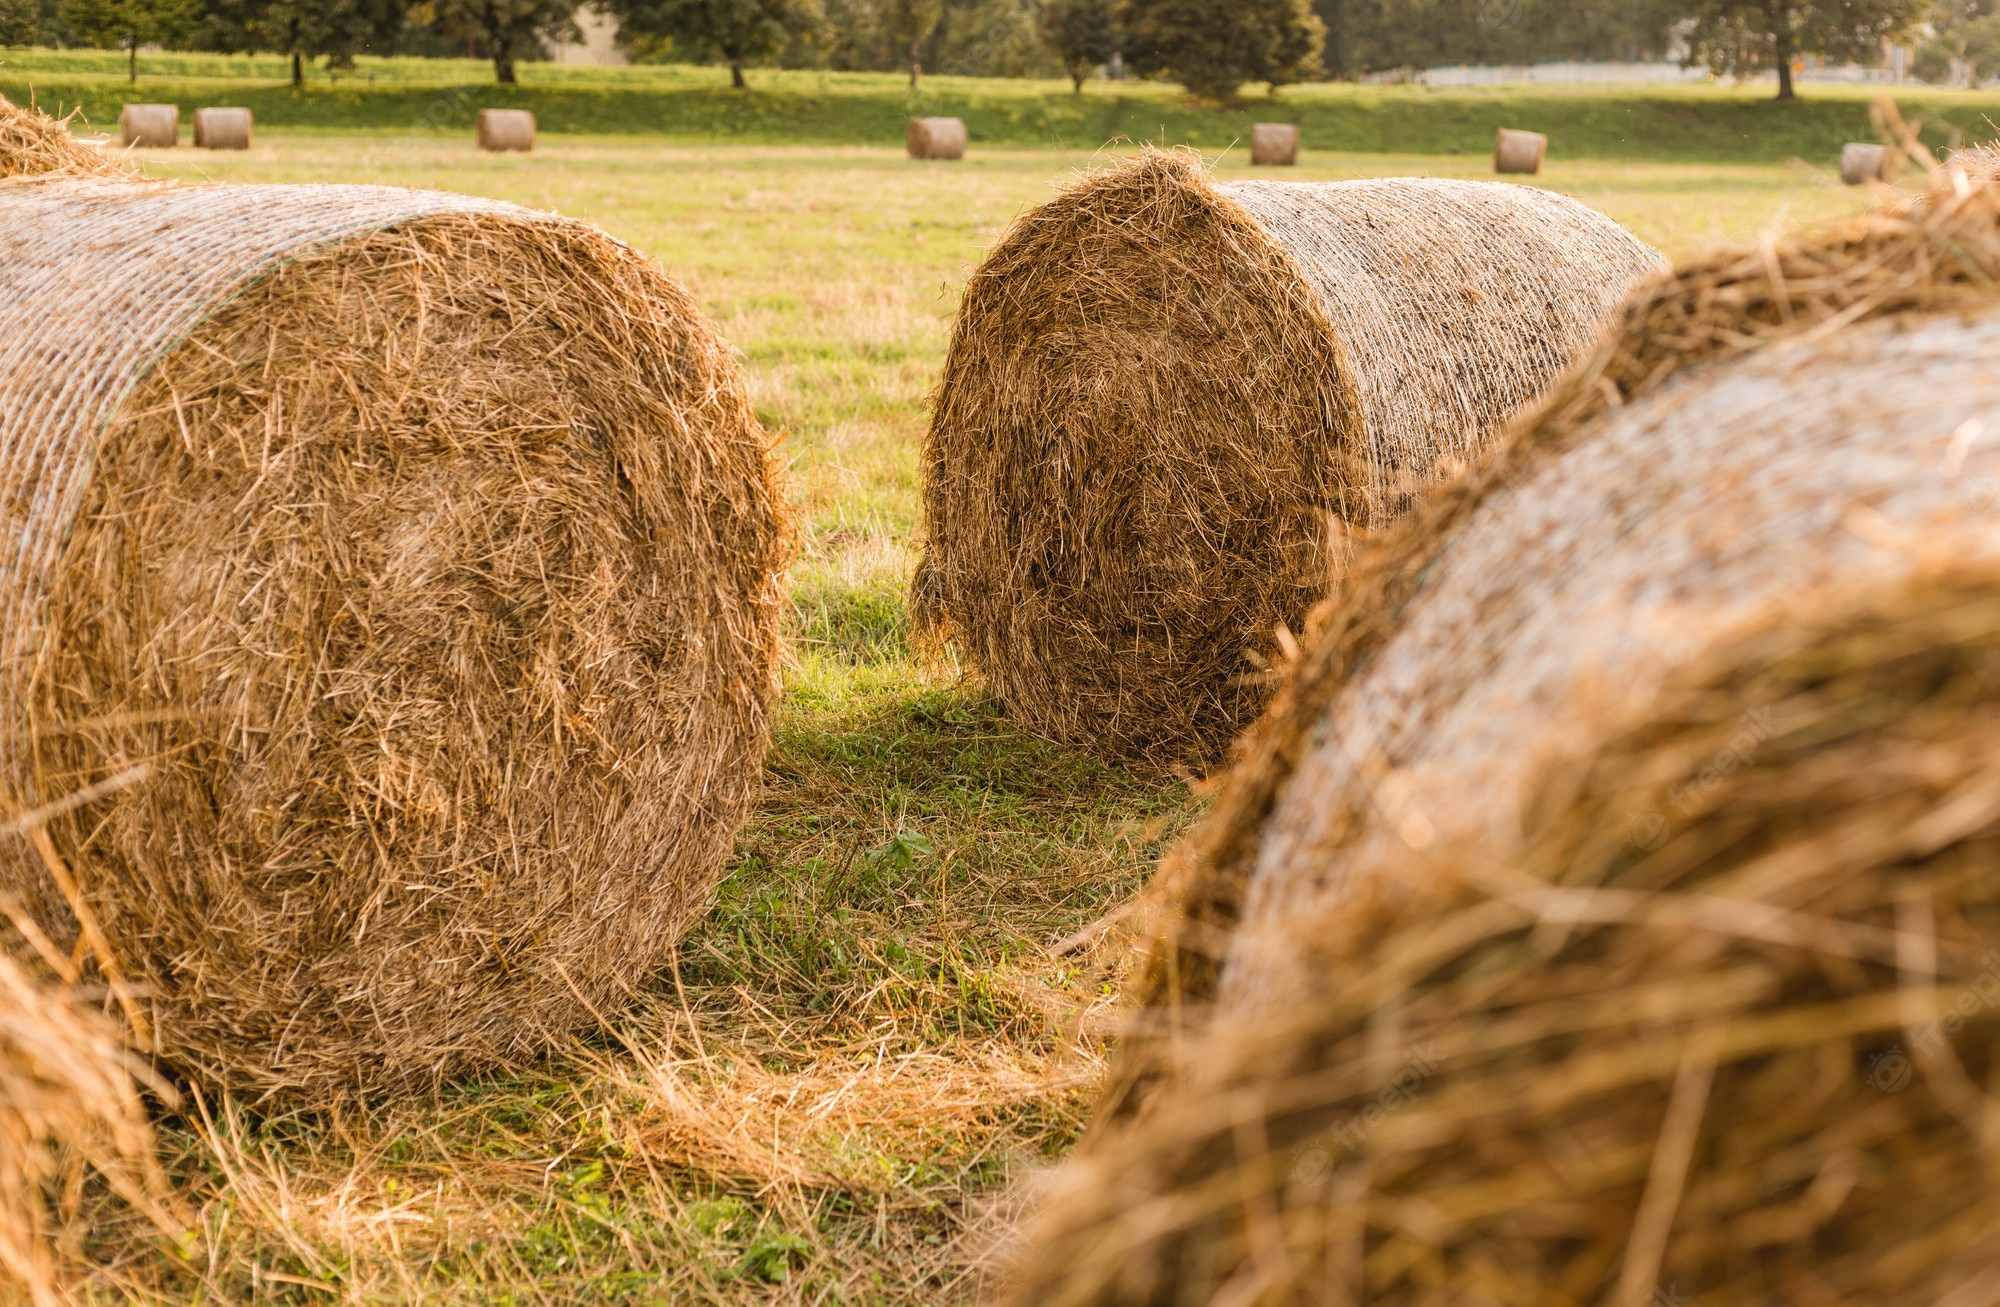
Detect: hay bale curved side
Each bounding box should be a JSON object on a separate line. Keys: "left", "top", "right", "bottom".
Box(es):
{"left": 1, "top": 953, "right": 172, "bottom": 1307}
{"left": 1012, "top": 567, "right": 2000, "bottom": 1306}
{"left": 917, "top": 149, "right": 1658, "bottom": 762}
{"left": 1118, "top": 179, "right": 2000, "bottom": 1060}
{"left": 0, "top": 178, "right": 788, "bottom": 1099}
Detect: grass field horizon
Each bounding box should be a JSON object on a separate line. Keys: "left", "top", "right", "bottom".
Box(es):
{"left": 15, "top": 132, "right": 1897, "bottom": 1302}
{"left": 6, "top": 47, "right": 2000, "bottom": 161}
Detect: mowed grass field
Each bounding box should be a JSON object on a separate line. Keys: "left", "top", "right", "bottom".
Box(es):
{"left": 77, "top": 136, "right": 1892, "bottom": 1304}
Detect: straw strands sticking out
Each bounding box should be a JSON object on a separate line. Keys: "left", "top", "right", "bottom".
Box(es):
{"left": 1011, "top": 566, "right": 2000, "bottom": 1305}
{"left": 0, "top": 95, "right": 126, "bottom": 181}
{"left": 0, "top": 103, "right": 788, "bottom": 1101}
{"left": 915, "top": 149, "right": 1660, "bottom": 763}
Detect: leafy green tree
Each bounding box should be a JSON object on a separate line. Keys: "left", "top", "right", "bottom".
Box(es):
{"left": 1118, "top": 0, "right": 1324, "bottom": 102}
{"left": 1041, "top": 0, "right": 1116, "bottom": 89}
{"left": 62, "top": 0, "right": 202, "bottom": 80}
{"left": 887, "top": 0, "right": 939, "bottom": 85}
{"left": 1673, "top": 0, "right": 1923, "bottom": 100}
{"left": 610, "top": 0, "right": 821, "bottom": 87}
{"left": 200, "top": 0, "right": 405, "bottom": 86}
{"left": 0, "top": 0, "right": 40, "bottom": 45}
{"left": 433, "top": 0, "right": 580, "bottom": 82}
{"left": 1919, "top": 0, "right": 2000, "bottom": 83}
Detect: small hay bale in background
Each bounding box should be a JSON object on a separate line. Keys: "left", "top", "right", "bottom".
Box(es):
{"left": 117, "top": 104, "right": 176, "bottom": 149}
{"left": 192, "top": 106, "right": 251, "bottom": 150}
{"left": 1841, "top": 141, "right": 1896, "bottom": 185}
{"left": 475, "top": 107, "right": 535, "bottom": 152}
{"left": 916, "top": 148, "right": 1659, "bottom": 762}
{"left": 1248, "top": 122, "right": 1299, "bottom": 166}
{"left": 0, "top": 99, "right": 788, "bottom": 1101}
{"left": 1494, "top": 125, "right": 1547, "bottom": 174}
{"left": 0, "top": 953, "right": 174, "bottom": 1307}
{"left": 907, "top": 117, "right": 968, "bottom": 160}
{"left": 1018, "top": 176, "right": 2000, "bottom": 1307}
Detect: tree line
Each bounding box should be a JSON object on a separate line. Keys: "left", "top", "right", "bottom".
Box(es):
{"left": 0, "top": 0, "right": 1954, "bottom": 101}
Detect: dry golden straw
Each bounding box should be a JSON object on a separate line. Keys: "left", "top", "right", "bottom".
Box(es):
{"left": 0, "top": 952, "right": 175, "bottom": 1307}
{"left": 1013, "top": 566, "right": 2000, "bottom": 1304}
{"left": 0, "top": 99, "right": 788, "bottom": 1102}
{"left": 0, "top": 96, "right": 127, "bottom": 180}
{"left": 915, "top": 149, "right": 1659, "bottom": 763}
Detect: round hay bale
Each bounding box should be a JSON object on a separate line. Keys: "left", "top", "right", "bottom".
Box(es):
{"left": 1107, "top": 173, "right": 2000, "bottom": 1118}
{"left": 916, "top": 148, "right": 1660, "bottom": 762}
{"left": 0, "top": 96, "right": 127, "bottom": 181}
{"left": 0, "top": 952, "right": 172, "bottom": 1306}
{"left": 117, "top": 104, "right": 177, "bottom": 150}
{"left": 907, "top": 117, "right": 968, "bottom": 161}
{"left": 1248, "top": 122, "right": 1299, "bottom": 166}
{"left": 1011, "top": 567, "right": 2000, "bottom": 1306}
{"left": 0, "top": 117, "right": 787, "bottom": 1099}
{"left": 1841, "top": 140, "right": 1897, "bottom": 185}
{"left": 475, "top": 107, "right": 535, "bottom": 153}
{"left": 192, "top": 106, "right": 251, "bottom": 151}
{"left": 1494, "top": 126, "right": 1546, "bottom": 174}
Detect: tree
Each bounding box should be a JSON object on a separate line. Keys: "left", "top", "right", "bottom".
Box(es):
{"left": 886, "top": 0, "right": 940, "bottom": 86}
{"left": 1674, "top": 0, "right": 1923, "bottom": 100}
{"left": 610, "top": 0, "right": 820, "bottom": 87}
{"left": 1919, "top": 0, "right": 2000, "bottom": 83}
{"left": 200, "top": 0, "right": 405, "bottom": 87}
{"left": 0, "top": 0, "right": 39, "bottom": 45}
{"left": 1041, "top": 0, "right": 1115, "bottom": 90}
{"left": 62, "top": 0, "right": 201, "bottom": 81}
{"left": 1118, "top": 0, "right": 1324, "bottom": 102}
{"left": 433, "top": 0, "right": 581, "bottom": 82}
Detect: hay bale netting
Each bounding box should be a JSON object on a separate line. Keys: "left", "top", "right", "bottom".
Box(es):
{"left": 192, "top": 106, "right": 251, "bottom": 150}
{"left": 475, "top": 107, "right": 535, "bottom": 152}
{"left": 1841, "top": 140, "right": 1896, "bottom": 185}
{"left": 117, "top": 104, "right": 176, "bottom": 149}
{"left": 907, "top": 116, "right": 967, "bottom": 160}
{"left": 916, "top": 149, "right": 1660, "bottom": 762}
{"left": 1494, "top": 126, "right": 1546, "bottom": 174}
{"left": 0, "top": 953, "right": 172, "bottom": 1307}
{"left": 1012, "top": 567, "right": 2000, "bottom": 1305}
{"left": 0, "top": 114, "right": 787, "bottom": 1100}
{"left": 1248, "top": 122, "right": 1299, "bottom": 166}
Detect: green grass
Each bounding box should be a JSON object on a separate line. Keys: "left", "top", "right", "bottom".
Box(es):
{"left": 55, "top": 136, "right": 1899, "bottom": 1301}
{"left": 8, "top": 48, "right": 2000, "bottom": 160}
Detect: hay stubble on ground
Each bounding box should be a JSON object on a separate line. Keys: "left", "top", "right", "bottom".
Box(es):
{"left": 63, "top": 133, "right": 1896, "bottom": 1303}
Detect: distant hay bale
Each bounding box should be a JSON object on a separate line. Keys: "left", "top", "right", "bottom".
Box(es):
{"left": 192, "top": 106, "right": 251, "bottom": 150}
{"left": 1248, "top": 122, "right": 1298, "bottom": 166}
{"left": 1494, "top": 126, "right": 1546, "bottom": 174}
{"left": 117, "top": 104, "right": 176, "bottom": 149}
{"left": 1012, "top": 568, "right": 2000, "bottom": 1306}
{"left": 476, "top": 107, "right": 535, "bottom": 152}
{"left": 1, "top": 953, "right": 173, "bottom": 1307}
{"left": 1841, "top": 141, "right": 1895, "bottom": 185}
{"left": 1017, "top": 177, "right": 2000, "bottom": 1307}
{"left": 0, "top": 97, "right": 126, "bottom": 180}
{"left": 0, "top": 101, "right": 787, "bottom": 1101}
{"left": 907, "top": 117, "right": 967, "bottom": 160}
{"left": 916, "top": 148, "right": 1659, "bottom": 762}
{"left": 1112, "top": 171, "right": 2000, "bottom": 1093}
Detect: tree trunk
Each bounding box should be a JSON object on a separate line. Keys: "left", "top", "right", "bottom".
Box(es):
{"left": 495, "top": 34, "right": 518, "bottom": 86}
{"left": 731, "top": 62, "right": 746, "bottom": 89}
{"left": 1071, "top": 71, "right": 1085, "bottom": 93}
{"left": 1771, "top": 2, "right": 1795, "bottom": 100}
{"left": 908, "top": 37, "right": 921, "bottom": 89}
{"left": 291, "top": 51, "right": 304, "bottom": 88}
{"left": 128, "top": 36, "right": 137, "bottom": 84}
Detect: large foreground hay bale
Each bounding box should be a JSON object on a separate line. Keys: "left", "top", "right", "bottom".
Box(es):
{"left": 1012, "top": 567, "right": 2000, "bottom": 1305}
{"left": 475, "top": 107, "right": 534, "bottom": 152}
{"left": 117, "top": 104, "right": 176, "bottom": 149}
{"left": 192, "top": 106, "right": 251, "bottom": 150}
{"left": 0, "top": 105, "right": 787, "bottom": 1100}
{"left": 907, "top": 117, "right": 968, "bottom": 160}
{"left": 916, "top": 149, "right": 1659, "bottom": 762}
{"left": 1, "top": 953, "right": 172, "bottom": 1307}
